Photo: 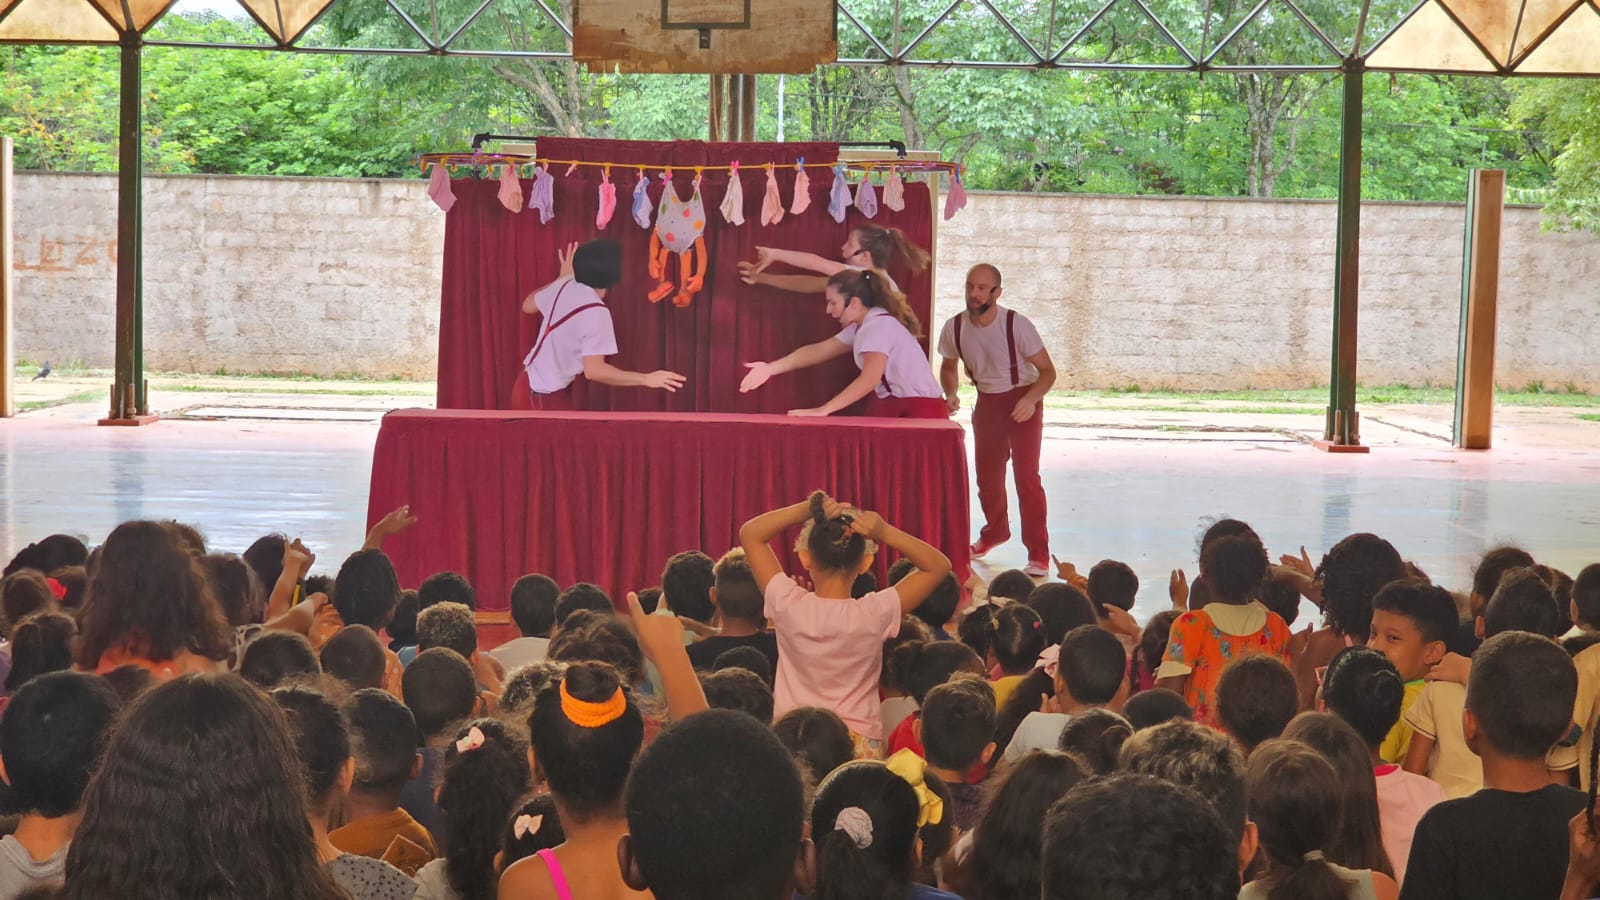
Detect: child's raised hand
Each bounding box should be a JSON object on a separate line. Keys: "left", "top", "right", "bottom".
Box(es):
{"left": 847, "top": 509, "right": 885, "bottom": 540}
{"left": 1279, "top": 546, "right": 1316, "bottom": 578}
{"left": 284, "top": 539, "right": 315, "bottom": 581}
{"left": 557, "top": 241, "right": 578, "bottom": 280}
{"left": 626, "top": 591, "right": 686, "bottom": 663}
{"left": 1169, "top": 568, "right": 1189, "bottom": 610}
{"left": 1102, "top": 604, "right": 1141, "bottom": 639}
{"left": 1052, "top": 555, "right": 1088, "bottom": 591}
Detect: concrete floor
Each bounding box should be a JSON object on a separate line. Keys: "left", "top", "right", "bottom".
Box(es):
{"left": 4, "top": 385, "right": 1599, "bottom": 622}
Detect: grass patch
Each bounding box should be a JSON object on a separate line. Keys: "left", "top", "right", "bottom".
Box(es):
{"left": 1579, "top": 414, "right": 1600, "bottom": 423}
{"left": 17, "top": 390, "right": 100, "bottom": 412}
{"left": 155, "top": 383, "right": 434, "bottom": 396}
{"left": 1031, "top": 384, "right": 1600, "bottom": 408}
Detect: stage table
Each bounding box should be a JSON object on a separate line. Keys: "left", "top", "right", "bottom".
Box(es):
{"left": 367, "top": 409, "right": 972, "bottom": 611}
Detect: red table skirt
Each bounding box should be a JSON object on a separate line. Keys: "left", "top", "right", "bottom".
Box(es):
{"left": 367, "top": 409, "right": 972, "bottom": 611}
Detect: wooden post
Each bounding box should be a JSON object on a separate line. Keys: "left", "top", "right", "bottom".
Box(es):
{"left": 708, "top": 74, "right": 724, "bottom": 141}
{"left": 0, "top": 136, "right": 12, "bottom": 418}
{"left": 739, "top": 74, "right": 757, "bottom": 141}
{"left": 1453, "top": 169, "right": 1505, "bottom": 450}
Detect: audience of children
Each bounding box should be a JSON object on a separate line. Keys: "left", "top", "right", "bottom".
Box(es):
{"left": 6, "top": 506, "right": 1600, "bottom": 900}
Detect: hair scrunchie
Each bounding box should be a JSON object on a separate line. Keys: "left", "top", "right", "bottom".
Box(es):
{"left": 834, "top": 806, "right": 874, "bottom": 849}
{"left": 560, "top": 680, "right": 626, "bottom": 728}
{"left": 885, "top": 749, "right": 945, "bottom": 828}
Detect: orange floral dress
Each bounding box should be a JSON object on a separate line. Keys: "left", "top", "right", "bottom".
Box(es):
{"left": 1159, "top": 602, "right": 1291, "bottom": 726}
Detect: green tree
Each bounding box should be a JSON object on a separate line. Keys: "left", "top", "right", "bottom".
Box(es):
{"left": 1510, "top": 78, "right": 1600, "bottom": 231}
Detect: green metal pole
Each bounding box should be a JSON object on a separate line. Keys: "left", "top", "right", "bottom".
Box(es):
{"left": 1326, "top": 64, "right": 1364, "bottom": 445}
{"left": 110, "top": 32, "right": 143, "bottom": 420}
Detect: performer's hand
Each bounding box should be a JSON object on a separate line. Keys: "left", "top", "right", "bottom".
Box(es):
{"left": 752, "top": 247, "right": 775, "bottom": 273}
{"left": 737, "top": 261, "right": 766, "bottom": 286}
{"left": 1011, "top": 396, "right": 1039, "bottom": 423}
{"left": 788, "top": 407, "right": 828, "bottom": 417}
{"left": 557, "top": 241, "right": 578, "bottom": 280}
{"left": 644, "top": 370, "right": 686, "bottom": 392}
{"left": 945, "top": 392, "right": 960, "bottom": 414}
{"left": 740, "top": 362, "right": 775, "bottom": 393}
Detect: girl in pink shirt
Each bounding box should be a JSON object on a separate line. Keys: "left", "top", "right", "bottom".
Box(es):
{"left": 741, "top": 491, "right": 953, "bottom": 758}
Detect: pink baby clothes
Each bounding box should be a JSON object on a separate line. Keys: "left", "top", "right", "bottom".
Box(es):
{"left": 596, "top": 169, "right": 617, "bottom": 229}
{"left": 761, "top": 165, "right": 784, "bottom": 226}
{"left": 827, "top": 163, "right": 853, "bottom": 224}
{"left": 427, "top": 163, "right": 456, "bottom": 212}
{"left": 719, "top": 164, "right": 746, "bottom": 226}
{"left": 528, "top": 164, "right": 555, "bottom": 224}
{"left": 883, "top": 169, "right": 906, "bottom": 212}
{"left": 632, "top": 170, "right": 653, "bottom": 229}
{"left": 855, "top": 176, "right": 879, "bottom": 219}
{"left": 790, "top": 161, "right": 812, "bottom": 215}
{"left": 943, "top": 170, "right": 968, "bottom": 221}
{"left": 497, "top": 164, "right": 523, "bottom": 214}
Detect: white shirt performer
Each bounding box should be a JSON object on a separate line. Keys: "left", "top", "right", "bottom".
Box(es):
{"left": 937, "top": 264, "right": 1057, "bottom": 576}
{"left": 520, "top": 240, "right": 685, "bottom": 409}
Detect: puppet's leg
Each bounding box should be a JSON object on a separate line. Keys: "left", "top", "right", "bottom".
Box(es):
{"left": 673, "top": 239, "right": 707, "bottom": 307}
{"left": 647, "top": 234, "right": 675, "bottom": 303}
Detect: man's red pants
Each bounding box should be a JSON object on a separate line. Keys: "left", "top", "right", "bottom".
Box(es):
{"left": 972, "top": 386, "right": 1048, "bottom": 562}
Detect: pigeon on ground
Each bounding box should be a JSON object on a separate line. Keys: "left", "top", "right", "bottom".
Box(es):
{"left": 30, "top": 361, "right": 50, "bottom": 381}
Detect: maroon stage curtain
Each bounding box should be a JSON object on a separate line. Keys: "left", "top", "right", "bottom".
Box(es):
{"left": 435, "top": 139, "right": 937, "bottom": 413}
{"left": 368, "top": 409, "right": 972, "bottom": 611}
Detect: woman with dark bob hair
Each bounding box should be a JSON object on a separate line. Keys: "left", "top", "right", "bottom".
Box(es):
{"left": 56, "top": 673, "right": 347, "bottom": 900}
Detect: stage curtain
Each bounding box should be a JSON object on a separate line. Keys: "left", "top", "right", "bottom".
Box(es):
{"left": 435, "top": 139, "right": 936, "bottom": 412}
{"left": 369, "top": 409, "right": 971, "bottom": 612}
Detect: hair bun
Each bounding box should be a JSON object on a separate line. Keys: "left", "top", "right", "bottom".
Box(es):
{"left": 1365, "top": 667, "right": 1405, "bottom": 706}
{"left": 808, "top": 491, "right": 829, "bottom": 525}
{"left": 562, "top": 661, "right": 624, "bottom": 703}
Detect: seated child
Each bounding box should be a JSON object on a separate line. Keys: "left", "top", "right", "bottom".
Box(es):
{"left": 272, "top": 686, "right": 418, "bottom": 900}
{"left": 985, "top": 569, "right": 1035, "bottom": 605}
{"left": 1322, "top": 646, "right": 1445, "bottom": 885}
{"left": 888, "top": 641, "right": 987, "bottom": 758}
{"left": 491, "top": 574, "right": 558, "bottom": 670}
{"left": 772, "top": 706, "right": 856, "bottom": 788}
{"left": 497, "top": 661, "right": 568, "bottom": 720}
{"left": 312, "top": 549, "right": 406, "bottom": 697}
{"left": 412, "top": 719, "right": 532, "bottom": 900}
{"left": 498, "top": 794, "right": 564, "bottom": 876}
{"left": 987, "top": 605, "right": 1048, "bottom": 709}
{"left": 700, "top": 667, "right": 775, "bottom": 724}
{"left": 5, "top": 612, "right": 76, "bottom": 693}
{"left": 1024, "top": 582, "right": 1098, "bottom": 648}
{"left": 1282, "top": 713, "right": 1397, "bottom": 879}
{"left": 1156, "top": 532, "right": 1290, "bottom": 725}
{"left": 329, "top": 689, "right": 439, "bottom": 875}
{"left": 320, "top": 625, "right": 388, "bottom": 693}
{"left": 621, "top": 710, "right": 813, "bottom": 900}
{"left": 959, "top": 750, "right": 1086, "bottom": 900}
{"left": 1055, "top": 708, "right": 1133, "bottom": 775}
{"left": 1128, "top": 609, "right": 1180, "bottom": 695}
{"left": 1123, "top": 686, "right": 1193, "bottom": 730}
{"left": 1215, "top": 653, "right": 1299, "bottom": 755}
{"left": 809, "top": 760, "right": 960, "bottom": 900}
{"left": 1004, "top": 625, "right": 1128, "bottom": 762}
{"left": 1118, "top": 718, "right": 1256, "bottom": 877}
{"left": 1403, "top": 575, "right": 1569, "bottom": 797}
{"left": 552, "top": 583, "right": 613, "bottom": 635}
{"left": 391, "top": 589, "right": 420, "bottom": 661}
{"left": 915, "top": 676, "right": 997, "bottom": 830}
{"left": 238, "top": 631, "right": 321, "bottom": 689}
{"left": 1368, "top": 580, "right": 1458, "bottom": 764}
{"left": 912, "top": 571, "right": 961, "bottom": 642}
{"left": 1042, "top": 774, "right": 1240, "bottom": 900}
{"left": 712, "top": 646, "right": 773, "bottom": 686}
{"left": 740, "top": 491, "right": 952, "bottom": 756}
{"left": 1087, "top": 559, "right": 1139, "bottom": 646}
{"left": 1242, "top": 740, "right": 1399, "bottom": 900}
{"left": 418, "top": 601, "right": 501, "bottom": 707}
{"left": 660, "top": 550, "right": 716, "bottom": 628}
{"left": 399, "top": 648, "right": 481, "bottom": 840}
{"left": 1400, "top": 632, "right": 1584, "bottom": 900}
{"left": 1569, "top": 563, "right": 1600, "bottom": 791}
{"left": 0, "top": 672, "right": 118, "bottom": 896}
{"left": 686, "top": 549, "right": 778, "bottom": 674}
{"left": 417, "top": 570, "right": 475, "bottom": 611}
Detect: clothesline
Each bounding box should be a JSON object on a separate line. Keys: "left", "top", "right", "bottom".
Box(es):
{"left": 413, "top": 153, "right": 965, "bottom": 179}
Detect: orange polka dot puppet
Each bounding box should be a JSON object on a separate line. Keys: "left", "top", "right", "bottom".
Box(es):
{"left": 647, "top": 172, "right": 708, "bottom": 308}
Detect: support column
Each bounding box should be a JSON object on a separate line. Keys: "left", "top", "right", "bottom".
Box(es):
{"left": 1319, "top": 64, "right": 1367, "bottom": 453}
{"left": 102, "top": 32, "right": 156, "bottom": 426}
{"left": 0, "top": 136, "right": 12, "bottom": 418}
{"left": 1453, "top": 169, "right": 1505, "bottom": 450}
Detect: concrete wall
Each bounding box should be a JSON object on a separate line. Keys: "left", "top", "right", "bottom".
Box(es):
{"left": 11, "top": 174, "right": 1599, "bottom": 388}
{"left": 12, "top": 172, "right": 444, "bottom": 379}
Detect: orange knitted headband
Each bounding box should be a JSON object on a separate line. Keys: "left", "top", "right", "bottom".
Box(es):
{"left": 559, "top": 680, "right": 627, "bottom": 728}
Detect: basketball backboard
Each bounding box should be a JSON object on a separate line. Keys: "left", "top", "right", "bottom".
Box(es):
{"left": 572, "top": 0, "right": 836, "bottom": 74}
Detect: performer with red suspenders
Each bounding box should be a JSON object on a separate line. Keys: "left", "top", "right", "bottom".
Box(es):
{"left": 740, "top": 268, "right": 947, "bottom": 418}
{"left": 520, "top": 240, "right": 685, "bottom": 409}
{"left": 938, "top": 264, "right": 1057, "bottom": 576}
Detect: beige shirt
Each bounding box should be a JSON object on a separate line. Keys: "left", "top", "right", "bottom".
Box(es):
{"left": 1405, "top": 679, "right": 1577, "bottom": 801}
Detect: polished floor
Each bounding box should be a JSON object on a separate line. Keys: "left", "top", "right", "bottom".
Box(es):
{"left": 4, "top": 409, "right": 1598, "bottom": 622}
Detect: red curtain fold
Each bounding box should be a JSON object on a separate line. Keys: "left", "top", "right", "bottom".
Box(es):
{"left": 435, "top": 139, "right": 936, "bottom": 413}
{"left": 368, "top": 409, "right": 972, "bottom": 612}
